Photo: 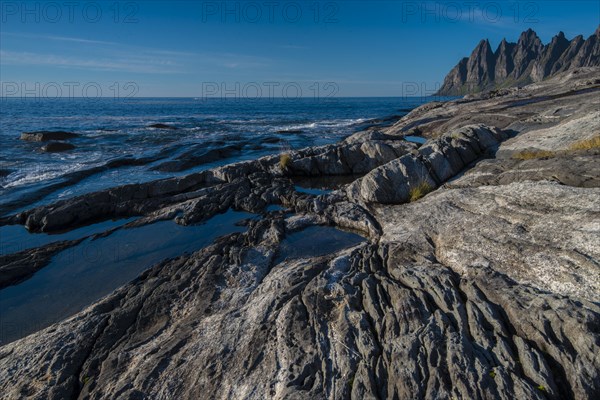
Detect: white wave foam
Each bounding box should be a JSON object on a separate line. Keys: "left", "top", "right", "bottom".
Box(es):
{"left": 278, "top": 118, "right": 367, "bottom": 131}
{"left": 3, "top": 159, "right": 103, "bottom": 189}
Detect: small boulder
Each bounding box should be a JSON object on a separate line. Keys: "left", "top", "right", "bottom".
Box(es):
{"left": 348, "top": 155, "right": 437, "bottom": 204}
{"left": 40, "top": 142, "right": 76, "bottom": 152}
{"left": 20, "top": 131, "right": 79, "bottom": 142}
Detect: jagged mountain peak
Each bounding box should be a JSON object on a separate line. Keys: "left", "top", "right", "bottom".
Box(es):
{"left": 436, "top": 26, "right": 600, "bottom": 96}
{"left": 471, "top": 39, "right": 493, "bottom": 54}
{"left": 518, "top": 28, "right": 539, "bottom": 42}
{"left": 549, "top": 31, "right": 569, "bottom": 44}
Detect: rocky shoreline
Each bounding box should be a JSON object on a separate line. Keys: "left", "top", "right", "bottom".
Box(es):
{"left": 0, "top": 68, "right": 599, "bottom": 399}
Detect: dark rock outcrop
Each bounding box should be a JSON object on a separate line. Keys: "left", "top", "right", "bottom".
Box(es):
{"left": 40, "top": 142, "right": 76, "bottom": 152}
{"left": 20, "top": 131, "right": 79, "bottom": 142}
{"left": 150, "top": 144, "right": 243, "bottom": 172}
{"left": 437, "top": 26, "right": 600, "bottom": 95}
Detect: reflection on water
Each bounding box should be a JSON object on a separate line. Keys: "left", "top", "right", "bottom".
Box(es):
{"left": 293, "top": 174, "right": 362, "bottom": 196}
{"left": 275, "top": 225, "right": 365, "bottom": 264}
{"left": 0, "top": 210, "right": 253, "bottom": 345}
{"left": 404, "top": 135, "right": 427, "bottom": 145}
{"left": 0, "top": 218, "right": 136, "bottom": 256}
{"left": 294, "top": 185, "right": 333, "bottom": 196}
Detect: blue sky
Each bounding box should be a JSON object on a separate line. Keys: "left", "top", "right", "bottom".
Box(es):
{"left": 1, "top": 1, "right": 598, "bottom": 97}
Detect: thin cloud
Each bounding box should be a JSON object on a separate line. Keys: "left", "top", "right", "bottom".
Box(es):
{"left": 0, "top": 50, "right": 183, "bottom": 74}
{"left": 2, "top": 32, "right": 119, "bottom": 46}
{"left": 2, "top": 32, "right": 271, "bottom": 71}
{"left": 4, "top": 32, "right": 197, "bottom": 57}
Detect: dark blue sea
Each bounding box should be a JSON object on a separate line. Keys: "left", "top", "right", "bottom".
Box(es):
{"left": 0, "top": 97, "right": 440, "bottom": 216}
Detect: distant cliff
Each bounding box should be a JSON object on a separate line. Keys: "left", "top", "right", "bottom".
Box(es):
{"left": 436, "top": 26, "right": 600, "bottom": 96}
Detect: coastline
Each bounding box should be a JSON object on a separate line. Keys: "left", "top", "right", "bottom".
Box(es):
{"left": 0, "top": 68, "right": 599, "bottom": 399}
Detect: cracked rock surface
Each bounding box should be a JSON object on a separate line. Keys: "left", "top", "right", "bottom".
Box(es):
{"left": 0, "top": 68, "right": 599, "bottom": 400}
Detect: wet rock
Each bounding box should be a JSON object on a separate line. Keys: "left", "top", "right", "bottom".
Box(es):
{"left": 40, "top": 142, "right": 76, "bottom": 152}
{"left": 20, "top": 131, "right": 79, "bottom": 142}
{"left": 150, "top": 144, "right": 243, "bottom": 172}
{"left": 14, "top": 172, "right": 213, "bottom": 232}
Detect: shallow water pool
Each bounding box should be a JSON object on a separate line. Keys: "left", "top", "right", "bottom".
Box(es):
{"left": 0, "top": 209, "right": 253, "bottom": 345}
{"left": 275, "top": 225, "right": 365, "bottom": 264}
{"left": 0, "top": 218, "right": 136, "bottom": 256}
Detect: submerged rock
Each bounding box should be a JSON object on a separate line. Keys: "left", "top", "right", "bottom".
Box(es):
{"left": 40, "top": 142, "right": 76, "bottom": 152}
{"left": 150, "top": 144, "right": 243, "bottom": 172}
{"left": 276, "top": 129, "right": 303, "bottom": 134}
{"left": 147, "top": 123, "right": 178, "bottom": 130}
{"left": 20, "top": 131, "right": 79, "bottom": 142}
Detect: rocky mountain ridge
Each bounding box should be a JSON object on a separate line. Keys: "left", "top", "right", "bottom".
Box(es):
{"left": 436, "top": 26, "right": 600, "bottom": 95}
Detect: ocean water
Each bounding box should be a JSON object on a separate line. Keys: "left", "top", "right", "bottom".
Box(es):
{"left": 0, "top": 97, "right": 439, "bottom": 216}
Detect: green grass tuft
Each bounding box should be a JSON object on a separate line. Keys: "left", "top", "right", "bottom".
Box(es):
{"left": 511, "top": 137, "right": 600, "bottom": 161}
{"left": 569, "top": 136, "right": 600, "bottom": 151}
{"left": 511, "top": 150, "right": 556, "bottom": 160}
{"left": 409, "top": 182, "right": 434, "bottom": 202}
{"left": 279, "top": 153, "right": 292, "bottom": 170}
